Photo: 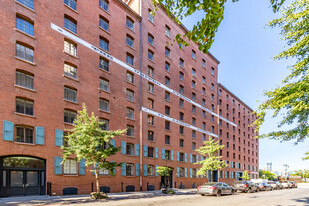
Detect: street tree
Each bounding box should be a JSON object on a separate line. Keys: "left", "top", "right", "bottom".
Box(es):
{"left": 241, "top": 170, "right": 250, "bottom": 180}
{"left": 62, "top": 104, "right": 126, "bottom": 198}
{"left": 259, "top": 170, "right": 276, "bottom": 180}
{"left": 156, "top": 166, "right": 172, "bottom": 190}
{"left": 195, "top": 137, "right": 228, "bottom": 182}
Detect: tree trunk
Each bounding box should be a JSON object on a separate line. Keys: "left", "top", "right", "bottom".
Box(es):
{"left": 94, "top": 162, "right": 100, "bottom": 193}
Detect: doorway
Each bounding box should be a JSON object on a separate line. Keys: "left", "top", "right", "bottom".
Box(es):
{"left": 160, "top": 168, "right": 173, "bottom": 188}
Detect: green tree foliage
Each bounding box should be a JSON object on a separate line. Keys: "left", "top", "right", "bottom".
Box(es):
{"left": 291, "top": 169, "right": 309, "bottom": 178}
{"left": 152, "top": 0, "right": 286, "bottom": 53}
{"left": 253, "top": 0, "right": 309, "bottom": 155}
{"left": 259, "top": 170, "right": 276, "bottom": 180}
{"left": 195, "top": 137, "right": 227, "bottom": 182}
{"left": 156, "top": 166, "right": 172, "bottom": 189}
{"left": 62, "top": 104, "right": 126, "bottom": 196}
{"left": 241, "top": 170, "right": 250, "bottom": 180}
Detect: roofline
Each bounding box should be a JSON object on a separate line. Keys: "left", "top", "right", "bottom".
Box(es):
{"left": 218, "top": 83, "right": 254, "bottom": 112}
{"left": 117, "top": 0, "right": 142, "bottom": 21}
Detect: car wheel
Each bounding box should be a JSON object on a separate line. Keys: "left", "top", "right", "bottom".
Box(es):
{"left": 217, "top": 190, "right": 222, "bottom": 197}
{"left": 201, "top": 194, "right": 205, "bottom": 196}
{"left": 256, "top": 188, "right": 259, "bottom": 192}
{"left": 247, "top": 188, "right": 252, "bottom": 193}
{"left": 231, "top": 189, "right": 235, "bottom": 195}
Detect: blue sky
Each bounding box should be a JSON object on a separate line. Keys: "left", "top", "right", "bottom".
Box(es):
{"left": 182, "top": 0, "right": 309, "bottom": 173}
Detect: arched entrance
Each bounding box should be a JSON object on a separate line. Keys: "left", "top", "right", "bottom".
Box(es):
{"left": 0, "top": 156, "right": 46, "bottom": 197}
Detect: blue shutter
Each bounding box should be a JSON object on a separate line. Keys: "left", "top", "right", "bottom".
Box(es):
{"left": 79, "top": 159, "right": 86, "bottom": 175}
{"left": 176, "top": 167, "right": 180, "bottom": 177}
{"left": 35, "top": 127, "right": 45, "bottom": 145}
{"left": 3, "top": 120, "right": 14, "bottom": 141}
{"left": 185, "top": 168, "right": 187, "bottom": 178}
{"left": 190, "top": 168, "right": 192, "bottom": 178}
{"left": 121, "top": 162, "right": 126, "bottom": 176}
{"left": 177, "top": 152, "right": 180, "bottom": 161}
{"left": 162, "top": 148, "right": 165, "bottom": 159}
{"left": 110, "top": 139, "right": 115, "bottom": 147}
{"left": 196, "top": 155, "right": 199, "bottom": 162}
{"left": 201, "top": 156, "right": 204, "bottom": 161}
{"left": 155, "top": 147, "right": 158, "bottom": 158}
{"left": 143, "top": 164, "right": 148, "bottom": 177}
{"left": 190, "top": 154, "right": 192, "bottom": 163}
{"left": 55, "top": 129, "right": 63, "bottom": 147}
{"left": 135, "top": 163, "right": 139, "bottom": 176}
{"left": 185, "top": 153, "right": 187, "bottom": 162}
{"left": 92, "top": 163, "right": 99, "bottom": 175}
{"left": 232, "top": 172, "right": 234, "bottom": 179}
{"left": 196, "top": 169, "right": 199, "bottom": 178}
{"left": 121, "top": 141, "right": 126, "bottom": 154}
{"left": 144, "top": 145, "right": 148, "bottom": 157}
{"left": 135, "top": 144, "right": 139, "bottom": 156}
{"left": 225, "top": 171, "right": 227, "bottom": 178}
{"left": 111, "top": 161, "right": 116, "bottom": 175}
{"left": 171, "top": 150, "right": 174, "bottom": 160}
{"left": 54, "top": 156, "right": 63, "bottom": 175}
{"left": 155, "top": 165, "right": 158, "bottom": 176}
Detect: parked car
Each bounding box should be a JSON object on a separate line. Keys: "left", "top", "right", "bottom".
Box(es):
{"left": 258, "top": 182, "right": 273, "bottom": 191}
{"left": 289, "top": 181, "right": 297, "bottom": 188}
{"left": 197, "top": 182, "right": 235, "bottom": 196}
{"left": 276, "top": 181, "right": 283, "bottom": 189}
{"left": 280, "top": 181, "right": 292, "bottom": 188}
{"left": 268, "top": 181, "right": 279, "bottom": 190}
{"left": 232, "top": 181, "right": 259, "bottom": 193}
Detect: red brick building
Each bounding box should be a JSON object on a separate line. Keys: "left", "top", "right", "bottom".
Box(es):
{"left": 0, "top": 0, "right": 258, "bottom": 197}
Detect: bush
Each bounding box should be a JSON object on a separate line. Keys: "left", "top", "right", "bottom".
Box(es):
{"left": 166, "top": 189, "right": 176, "bottom": 194}
{"left": 90, "top": 192, "right": 108, "bottom": 199}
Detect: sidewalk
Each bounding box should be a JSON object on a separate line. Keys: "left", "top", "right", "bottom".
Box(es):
{"left": 0, "top": 188, "right": 197, "bottom": 206}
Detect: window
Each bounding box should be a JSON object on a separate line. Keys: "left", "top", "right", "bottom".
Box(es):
{"left": 64, "top": 0, "right": 76, "bottom": 10}
{"left": 202, "top": 87, "right": 206, "bottom": 95}
{"left": 16, "top": 15, "right": 34, "bottom": 36}
{"left": 126, "top": 72, "right": 134, "bottom": 84}
{"left": 64, "top": 159, "right": 77, "bottom": 175}
{"left": 99, "top": 57, "right": 109, "bottom": 71}
{"left": 165, "top": 106, "right": 170, "bottom": 115}
{"left": 16, "top": 43, "right": 34, "bottom": 62}
{"left": 126, "top": 17, "right": 134, "bottom": 31}
{"left": 147, "top": 147, "right": 154, "bottom": 158}
{"left": 64, "top": 63, "right": 77, "bottom": 79}
{"left": 202, "top": 111, "right": 206, "bottom": 118}
{"left": 179, "top": 85, "right": 184, "bottom": 94}
{"left": 165, "top": 150, "right": 171, "bottom": 160}
{"left": 148, "top": 66, "right": 154, "bottom": 77}
{"left": 64, "top": 15, "right": 77, "bottom": 33}
{"left": 148, "top": 50, "right": 154, "bottom": 61}
{"left": 192, "top": 50, "right": 196, "bottom": 59}
{"left": 211, "top": 126, "right": 215, "bottom": 133}
{"left": 165, "top": 47, "right": 170, "bottom": 58}
{"left": 126, "top": 35, "right": 134, "bottom": 48}
{"left": 165, "top": 62, "right": 170, "bottom": 72}
{"left": 148, "top": 34, "right": 154, "bottom": 45}
{"left": 126, "top": 53, "right": 134, "bottom": 66}
{"left": 211, "top": 94, "right": 214, "bottom": 101}
{"left": 148, "top": 10, "right": 154, "bottom": 23}
{"left": 16, "top": 71, "right": 34, "bottom": 89}
{"left": 179, "top": 153, "right": 184, "bottom": 162}
{"left": 192, "top": 118, "right": 196, "bottom": 125}
{"left": 192, "top": 93, "right": 196, "bottom": 101}
{"left": 211, "top": 83, "right": 214, "bottom": 91}
{"left": 203, "top": 134, "right": 206, "bottom": 141}
{"left": 126, "top": 125, "right": 134, "bottom": 137}
{"left": 100, "top": 118, "right": 109, "bottom": 131}
{"left": 192, "top": 155, "right": 197, "bottom": 163}
{"left": 147, "top": 165, "right": 154, "bottom": 176}
{"left": 202, "top": 99, "right": 206, "bottom": 106}
{"left": 16, "top": 98, "right": 33, "bottom": 115}
{"left": 165, "top": 92, "right": 170, "bottom": 101}
{"left": 126, "top": 163, "right": 134, "bottom": 176}
{"left": 192, "top": 68, "right": 196, "bottom": 77}
{"left": 192, "top": 130, "right": 196, "bottom": 138}
{"left": 179, "top": 126, "right": 184, "bottom": 134}
{"left": 179, "top": 167, "right": 184, "bottom": 177}
{"left": 64, "top": 40, "right": 77, "bottom": 56}
{"left": 219, "top": 89, "right": 222, "bottom": 96}
{"left": 148, "top": 98, "right": 154, "bottom": 109}
{"left": 211, "top": 104, "right": 215, "bottom": 111}
{"left": 64, "top": 109, "right": 76, "bottom": 124}
{"left": 99, "top": 99, "right": 109, "bottom": 112}
{"left": 202, "top": 59, "right": 206, "bottom": 68}
{"left": 126, "top": 143, "right": 134, "bottom": 155}
{"left": 192, "top": 80, "right": 196, "bottom": 88}
{"left": 165, "top": 25, "right": 170, "bottom": 37}
{"left": 126, "top": 108, "right": 134, "bottom": 119}
{"left": 179, "top": 58, "right": 184, "bottom": 68}
{"left": 99, "top": 78, "right": 109, "bottom": 92}
{"left": 148, "top": 131, "right": 154, "bottom": 141}
{"left": 165, "top": 76, "right": 170, "bottom": 87}
{"left": 16, "top": 0, "right": 34, "bottom": 9}
{"left": 179, "top": 72, "right": 184, "bottom": 81}
{"left": 99, "top": 0, "right": 109, "bottom": 11}
{"left": 148, "top": 83, "right": 154, "bottom": 93}
{"left": 179, "top": 112, "right": 184, "bottom": 121}
{"left": 147, "top": 115, "right": 154, "bottom": 125}
{"left": 192, "top": 105, "right": 196, "bottom": 113}
{"left": 126, "top": 89, "right": 134, "bottom": 102}
{"left": 99, "top": 168, "right": 109, "bottom": 175}
{"left": 165, "top": 121, "right": 170, "bottom": 130}
{"left": 192, "top": 142, "right": 196, "bottom": 150}
{"left": 211, "top": 67, "right": 215, "bottom": 76}
{"left": 64, "top": 87, "right": 77, "bottom": 103}
{"left": 165, "top": 135, "right": 170, "bottom": 145}
{"left": 179, "top": 99, "right": 184, "bottom": 107}
{"left": 179, "top": 139, "right": 184, "bottom": 147}
{"left": 202, "top": 76, "right": 206, "bottom": 84}
{"left": 202, "top": 122, "right": 206, "bottom": 129}
{"left": 99, "top": 37, "right": 109, "bottom": 51}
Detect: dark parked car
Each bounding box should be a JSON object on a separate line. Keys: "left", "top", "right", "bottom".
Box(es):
{"left": 232, "top": 181, "right": 259, "bottom": 193}
{"left": 258, "top": 182, "right": 273, "bottom": 191}
{"left": 197, "top": 182, "right": 235, "bottom": 196}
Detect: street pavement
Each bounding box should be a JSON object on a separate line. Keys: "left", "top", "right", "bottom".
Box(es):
{"left": 1, "top": 183, "right": 309, "bottom": 206}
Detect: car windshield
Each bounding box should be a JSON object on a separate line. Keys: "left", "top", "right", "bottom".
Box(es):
{"left": 203, "top": 183, "right": 216, "bottom": 186}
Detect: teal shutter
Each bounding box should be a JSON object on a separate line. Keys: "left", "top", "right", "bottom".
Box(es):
{"left": 155, "top": 147, "right": 158, "bottom": 158}
{"left": 54, "top": 156, "right": 63, "bottom": 175}
{"left": 162, "top": 148, "right": 165, "bottom": 159}
{"left": 185, "top": 168, "right": 187, "bottom": 178}
{"left": 185, "top": 153, "right": 187, "bottom": 162}
{"left": 232, "top": 172, "right": 234, "bottom": 179}
{"left": 135, "top": 144, "right": 139, "bottom": 156}
{"left": 171, "top": 150, "right": 174, "bottom": 160}
{"left": 135, "top": 163, "right": 139, "bottom": 176}
{"left": 143, "top": 164, "right": 148, "bottom": 177}
{"left": 3, "top": 120, "right": 14, "bottom": 141}
{"left": 79, "top": 159, "right": 86, "bottom": 175}
{"left": 35, "top": 127, "right": 45, "bottom": 145}
{"left": 110, "top": 139, "right": 115, "bottom": 147}
{"left": 225, "top": 171, "right": 227, "bottom": 178}
{"left": 190, "top": 168, "right": 192, "bottom": 178}
{"left": 176, "top": 167, "right": 180, "bottom": 177}
{"left": 190, "top": 154, "right": 192, "bottom": 163}
{"left": 92, "top": 163, "right": 99, "bottom": 175}
{"left": 144, "top": 145, "right": 148, "bottom": 157}
{"left": 155, "top": 165, "right": 158, "bottom": 176}
{"left": 121, "top": 141, "right": 126, "bottom": 154}
{"left": 177, "top": 152, "right": 180, "bottom": 161}
{"left": 196, "top": 155, "right": 199, "bottom": 162}
{"left": 200, "top": 156, "right": 204, "bottom": 161}
{"left": 121, "top": 162, "right": 126, "bottom": 176}
{"left": 111, "top": 161, "right": 116, "bottom": 175}
{"left": 196, "top": 169, "right": 199, "bottom": 178}
{"left": 55, "top": 129, "right": 63, "bottom": 146}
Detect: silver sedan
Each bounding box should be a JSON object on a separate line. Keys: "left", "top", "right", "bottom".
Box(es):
{"left": 197, "top": 182, "right": 235, "bottom": 197}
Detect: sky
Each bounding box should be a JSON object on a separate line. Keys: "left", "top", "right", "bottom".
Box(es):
{"left": 182, "top": 0, "right": 309, "bottom": 173}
